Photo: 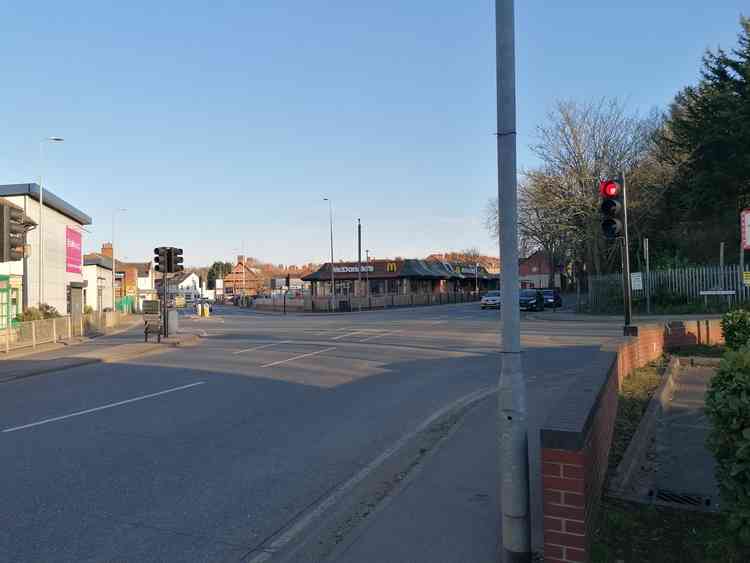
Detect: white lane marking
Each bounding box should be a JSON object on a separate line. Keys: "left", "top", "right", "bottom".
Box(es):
{"left": 233, "top": 341, "right": 292, "bottom": 355}
{"left": 358, "top": 330, "right": 399, "bottom": 342}
{"left": 260, "top": 347, "right": 337, "bottom": 368}
{"left": 430, "top": 320, "right": 446, "bottom": 325}
{"left": 2, "top": 382, "right": 205, "bottom": 433}
{"left": 246, "top": 384, "right": 496, "bottom": 562}
{"left": 331, "top": 331, "right": 366, "bottom": 341}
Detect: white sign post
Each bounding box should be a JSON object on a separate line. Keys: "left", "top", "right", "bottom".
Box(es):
{"left": 630, "top": 272, "right": 643, "bottom": 291}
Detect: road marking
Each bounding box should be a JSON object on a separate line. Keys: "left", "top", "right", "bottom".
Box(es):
{"left": 260, "top": 347, "right": 337, "bottom": 368}
{"left": 245, "top": 384, "right": 496, "bottom": 562}
{"left": 2, "top": 382, "right": 205, "bottom": 433}
{"left": 233, "top": 341, "right": 292, "bottom": 355}
{"left": 358, "top": 330, "right": 399, "bottom": 342}
{"left": 331, "top": 331, "right": 366, "bottom": 340}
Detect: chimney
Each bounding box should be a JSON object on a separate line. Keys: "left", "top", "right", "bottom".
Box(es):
{"left": 237, "top": 255, "right": 245, "bottom": 265}
{"left": 102, "top": 243, "right": 113, "bottom": 258}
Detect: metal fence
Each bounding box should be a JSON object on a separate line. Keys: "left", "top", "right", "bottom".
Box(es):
{"left": 1, "top": 311, "right": 133, "bottom": 354}
{"left": 253, "top": 292, "right": 482, "bottom": 313}
{"left": 588, "top": 265, "right": 750, "bottom": 313}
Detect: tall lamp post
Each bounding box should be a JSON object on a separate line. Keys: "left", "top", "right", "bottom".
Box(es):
{"left": 112, "top": 208, "right": 127, "bottom": 312}
{"left": 496, "top": 1, "right": 531, "bottom": 561}
{"left": 323, "top": 197, "right": 335, "bottom": 309}
{"left": 38, "top": 136, "right": 64, "bottom": 307}
{"left": 365, "top": 249, "right": 370, "bottom": 297}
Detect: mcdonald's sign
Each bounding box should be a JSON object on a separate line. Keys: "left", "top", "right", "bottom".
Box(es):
{"left": 386, "top": 262, "right": 397, "bottom": 273}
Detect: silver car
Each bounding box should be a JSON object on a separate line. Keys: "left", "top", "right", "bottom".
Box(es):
{"left": 481, "top": 290, "right": 501, "bottom": 309}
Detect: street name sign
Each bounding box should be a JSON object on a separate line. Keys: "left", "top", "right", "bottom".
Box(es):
{"left": 630, "top": 272, "right": 643, "bottom": 291}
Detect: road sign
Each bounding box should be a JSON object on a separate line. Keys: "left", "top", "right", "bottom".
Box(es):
{"left": 175, "top": 295, "right": 186, "bottom": 308}
{"left": 630, "top": 272, "right": 643, "bottom": 291}
{"left": 742, "top": 210, "right": 750, "bottom": 250}
{"left": 143, "top": 313, "right": 161, "bottom": 324}
{"left": 743, "top": 272, "right": 750, "bottom": 286}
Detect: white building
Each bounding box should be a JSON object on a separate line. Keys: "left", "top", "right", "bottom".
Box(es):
{"left": 82, "top": 255, "right": 114, "bottom": 312}
{"left": 0, "top": 183, "right": 92, "bottom": 315}
{"left": 156, "top": 272, "right": 202, "bottom": 302}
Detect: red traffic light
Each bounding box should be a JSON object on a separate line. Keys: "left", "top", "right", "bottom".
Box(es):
{"left": 599, "top": 180, "right": 621, "bottom": 198}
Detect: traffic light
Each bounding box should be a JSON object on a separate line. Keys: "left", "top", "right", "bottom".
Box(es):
{"left": 1, "top": 200, "right": 31, "bottom": 262}
{"left": 600, "top": 179, "right": 623, "bottom": 239}
{"left": 154, "top": 247, "right": 168, "bottom": 272}
{"left": 166, "top": 248, "right": 184, "bottom": 273}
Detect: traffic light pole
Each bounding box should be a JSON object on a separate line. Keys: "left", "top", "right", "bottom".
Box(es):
{"left": 621, "top": 173, "right": 636, "bottom": 336}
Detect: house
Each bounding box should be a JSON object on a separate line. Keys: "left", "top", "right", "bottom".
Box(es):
{"left": 519, "top": 251, "right": 561, "bottom": 288}
{"left": 156, "top": 272, "right": 202, "bottom": 302}
{"left": 223, "top": 256, "right": 264, "bottom": 297}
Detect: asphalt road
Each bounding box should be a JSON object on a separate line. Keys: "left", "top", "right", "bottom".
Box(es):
{"left": 0, "top": 303, "right": 622, "bottom": 562}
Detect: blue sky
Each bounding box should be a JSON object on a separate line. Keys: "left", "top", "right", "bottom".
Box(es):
{"left": 0, "top": 1, "right": 746, "bottom": 266}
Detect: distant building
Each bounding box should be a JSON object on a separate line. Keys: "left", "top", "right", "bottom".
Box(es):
{"left": 519, "top": 251, "right": 561, "bottom": 288}
{"left": 223, "top": 255, "right": 264, "bottom": 297}
{"left": 302, "top": 258, "right": 497, "bottom": 297}
{"left": 156, "top": 272, "right": 201, "bottom": 302}
{"left": 82, "top": 254, "right": 113, "bottom": 312}
{"left": 0, "top": 183, "right": 92, "bottom": 317}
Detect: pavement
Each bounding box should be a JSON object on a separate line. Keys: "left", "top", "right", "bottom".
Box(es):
{"left": 654, "top": 360, "right": 719, "bottom": 506}
{"left": 0, "top": 302, "right": 623, "bottom": 562}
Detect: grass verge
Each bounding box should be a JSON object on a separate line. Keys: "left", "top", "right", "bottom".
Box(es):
{"left": 606, "top": 359, "right": 664, "bottom": 475}
{"left": 592, "top": 497, "right": 744, "bottom": 562}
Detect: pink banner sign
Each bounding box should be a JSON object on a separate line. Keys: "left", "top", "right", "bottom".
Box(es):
{"left": 66, "top": 227, "right": 82, "bottom": 274}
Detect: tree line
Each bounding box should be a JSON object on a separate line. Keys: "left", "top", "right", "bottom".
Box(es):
{"left": 486, "top": 17, "right": 750, "bottom": 283}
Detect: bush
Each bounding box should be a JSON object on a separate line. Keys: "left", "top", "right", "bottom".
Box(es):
{"left": 14, "top": 304, "right": 62, "bottom": 322}
{"left": 721, "top": 310, "right": 750, "bottom": 350}
{"left": 705, "top": 347, "right": 750, "bottom": 547}
{"left": 84, "top": 305, "right": 94, "bottom": 315}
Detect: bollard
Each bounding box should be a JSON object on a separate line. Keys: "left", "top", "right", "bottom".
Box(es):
{"left": 31, "top": 321, "right": 36, "bottom": 348}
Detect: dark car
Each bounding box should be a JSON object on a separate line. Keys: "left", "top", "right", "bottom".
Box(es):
{"left": 542, "top": 289, "right": 562, "bottom": 309}
{"left": 519, "top": 289, "right": 544, "bottom": 311}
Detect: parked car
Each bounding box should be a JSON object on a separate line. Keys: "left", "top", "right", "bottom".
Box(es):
{"left": 519, "top": 289, "right": 544, "bottom": 311}
{"left": 542, "top": 289, "right": 562, "bottom": 309}
{"left": 480, "top": 290, "right": 501, "bottom": 309}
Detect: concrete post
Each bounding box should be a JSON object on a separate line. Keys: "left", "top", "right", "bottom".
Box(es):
{"left": 52, "top": 318, "right": 57, "bottom": 343}
{"left": 31, "top": 321, "right": 36, "bottom": 348}
{"left": 67, "top": 316, "right": 72, "bottom": 340}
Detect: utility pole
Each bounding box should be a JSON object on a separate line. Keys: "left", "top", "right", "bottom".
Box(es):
{"left": 324, "top": 197, "right": 335, "bottom": 310}
{"left": 358, "top": 218, "right": 362, "bottom": 309}
{"left": 644, "top": 238, "right": 651, "bottom": 315}
{"left": 621, "top": 173, "right": 635, "bottom": 335}
{"left": 496, "top": 1, "right": 531, "bottom": 561}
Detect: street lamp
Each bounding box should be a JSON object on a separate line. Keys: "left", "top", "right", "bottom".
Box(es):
{"left": 323, "top": 197, "right": 335, "bottom": 308}
{"left": 365, "top": 249, "right": 370, "bottom": 297}
{"left": 112, "top": 208, "right": 127, "bottom": 312}
{"left": 38, "top": 136, "right": 64, "bottom": 307}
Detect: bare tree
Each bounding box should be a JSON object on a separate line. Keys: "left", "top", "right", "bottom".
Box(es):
{"left": 484, "top": 98, "right": 664, "bottom": 279}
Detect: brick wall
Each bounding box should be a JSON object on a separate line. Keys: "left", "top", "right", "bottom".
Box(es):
{"left": 540, "top": 318, "right": 723, "bottom": 562}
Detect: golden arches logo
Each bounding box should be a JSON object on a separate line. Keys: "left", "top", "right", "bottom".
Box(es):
{"left": 386, "top": 262, "right": 397, "bottom": 272}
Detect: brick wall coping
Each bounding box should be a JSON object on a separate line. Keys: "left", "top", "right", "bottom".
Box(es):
{"left": 540, "top": 345, "right": 619, "bottom": 450}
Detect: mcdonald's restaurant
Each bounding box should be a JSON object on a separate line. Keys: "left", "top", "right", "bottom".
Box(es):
{"left": 302, "top": 258, "right": 498, "bottom": 298}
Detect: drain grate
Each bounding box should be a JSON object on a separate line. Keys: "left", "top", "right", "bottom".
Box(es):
{"left": 653, "top": 488, "right": 711, "bottom": 508}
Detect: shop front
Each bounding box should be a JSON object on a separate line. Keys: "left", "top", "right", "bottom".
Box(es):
{"left": 0, "top": 275, "right": 22, "bottom": 329}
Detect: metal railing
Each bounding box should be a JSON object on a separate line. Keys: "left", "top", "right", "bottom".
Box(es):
{"left": 253, "top": 292, "right": 482, "bottom": 313}
{"left": 588, "top": 265, "right": 750, "bottom": 313}
{"left": 1, "top": 311, "right": 133, "bottom": 354}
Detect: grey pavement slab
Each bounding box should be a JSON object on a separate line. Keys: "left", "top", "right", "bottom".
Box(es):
{"left": 330, "top": 397, "right": 500, "bottom": 563}
{"left": 656, "top": 365, "right": 719, "bottom": 501}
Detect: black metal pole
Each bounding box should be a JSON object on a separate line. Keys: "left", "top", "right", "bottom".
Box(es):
{"left": 621, "top": 173, "right": 635, "bottom": 335}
